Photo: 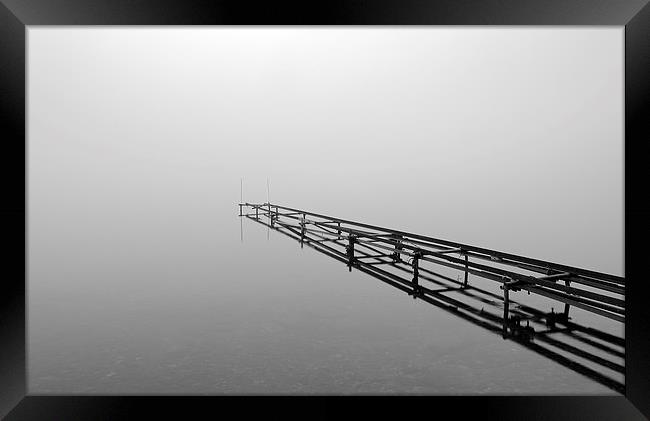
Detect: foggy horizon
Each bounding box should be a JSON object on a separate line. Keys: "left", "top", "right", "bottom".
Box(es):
{"left": 28, "top": 27, "right": 623, "bottom": 394}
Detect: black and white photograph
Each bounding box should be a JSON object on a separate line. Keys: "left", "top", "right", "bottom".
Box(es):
{"left": 2, "top": 1, "right": 650, "bottom": 420}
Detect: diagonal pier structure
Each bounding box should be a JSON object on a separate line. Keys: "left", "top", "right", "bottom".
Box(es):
{"left": 238, "top": 202, "right": 625, "bottom": 393}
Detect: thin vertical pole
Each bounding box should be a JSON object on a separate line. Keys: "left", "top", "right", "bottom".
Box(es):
{"left": 393, "top": 235, "right": 403, "bottom": 263}
{"left": 412, "top": 250, "right": 422, "bottom": 298}
{"left": 463, "top": 252, "right": 469, "bottom": 288}
{"left": 300, "top": 214, "right": 305, "bottom": 248}
{"left": 347, "top": 234, "right": 356, "bottom": 272}
{"left": 502, "top": 282, "right": 510, "bottom": 338}
{"left": 266, "top": 177, "right": 270, "bottom": 223}
{"left": 239, "top": 178, "right": 243, "bottom": 216}
{"left": 563, "top": 279, "right": 571, "bottom": 318}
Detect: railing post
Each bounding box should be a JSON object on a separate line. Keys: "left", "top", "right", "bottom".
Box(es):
{"left": 346, "top": 234, "right": 356, "bottom": 272}
{"left": 502, "top": 280, "right": 510, "bottom": 338}
{"left": 392, "top": 235, "right": 403, "bottom": 263}
{"left": 239, "top": 204, "right": 242, "bottom": 217}
{"left": 412, "top": 249, "right": 422, "bottom": 298}
{"left": 463, "top": 252, "right": 469, "bottom": 288}
{"left": 563, "top": 279, "right": 571, "bottom": 319}
{"left": 337, "top": 222, "right": 341, "bottom": 239}
{"left": 300, "top": 215, "right": 306, "bottom": 247}
{"left": 255, "top": 206, "right": 259, "bottom": 220}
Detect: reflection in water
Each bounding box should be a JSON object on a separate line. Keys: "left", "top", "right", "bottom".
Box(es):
{"left": 241, "top": 203, "right": 625, "bottom": 394}
{"left": 28, "top": 202, "right": 624, "bottom": 395}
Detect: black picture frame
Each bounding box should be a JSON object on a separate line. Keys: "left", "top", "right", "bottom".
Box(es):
{"left": 1, "top": 1, "right": 649, "bottom": 419}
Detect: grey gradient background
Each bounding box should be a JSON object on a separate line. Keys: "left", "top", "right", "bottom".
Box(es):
{"left": 28, "top": 27, "right": 623, "bottom": 394}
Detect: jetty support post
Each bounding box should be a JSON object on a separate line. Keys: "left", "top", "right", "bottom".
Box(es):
{"left": 300, "top": 214, "right": 306, "bottom": 247}
{"left": 502, "top": 280, "right": 510, "bottom": 338}
{"left": 392, "top": 235, "right": 403, "bottom": 263}
{"left": 347, "top": 234, "right": 356, "bottom": 272}
{"left": 412, "top": 249, "right": 423, "bottom": 298}
{"left": 463, "top": 251, "right": 469, "bottom": 288}
{"left": 563, "top": 279, "right": 571, "bottom": 319}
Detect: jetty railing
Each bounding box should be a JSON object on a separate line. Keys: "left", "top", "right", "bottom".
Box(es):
{"left": 239, "top": 202, "right": 625, "bottom": 393}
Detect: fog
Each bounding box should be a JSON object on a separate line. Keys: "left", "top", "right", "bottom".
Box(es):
{"left": 28, "top": 27, "right": 623, "bottom": 394}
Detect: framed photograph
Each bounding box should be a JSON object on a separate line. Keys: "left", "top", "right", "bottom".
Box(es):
{"left": 1, "top": 1, "right": 649, "bottom": 419}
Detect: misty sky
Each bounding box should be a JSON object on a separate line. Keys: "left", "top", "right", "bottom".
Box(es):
{"left": 28, "top": 27, "right": 623, "bottom": 275}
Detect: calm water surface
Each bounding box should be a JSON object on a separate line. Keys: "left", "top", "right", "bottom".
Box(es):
{"left": 28, "top": 203, "right": 620, "bottom": 394}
